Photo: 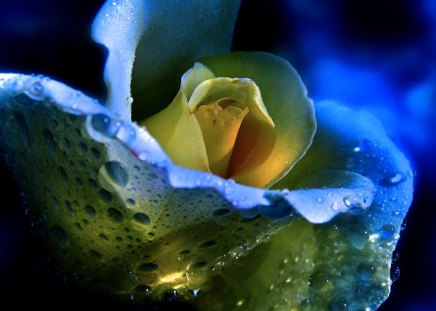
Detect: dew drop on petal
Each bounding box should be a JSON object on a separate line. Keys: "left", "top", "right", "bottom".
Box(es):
{"left": 380, "top": 173, "right": 406, "bottom": 187}
{"left": 102, "top": 161, "right": 129, "bottom": 187}
{"left": 90, "top": 114, "right": 120, "bottom": 137}
{"left": 380, "top": 224, "right": 396, "bottom": 240}
{"left": 116, "top": 123, "right": 136, "bottom": 145}
{"left": 391, "top": 266, "right": 401, "bottom": 282}
{"left": 107, "top": 208, "right": 123, "bottom": 223}
{"left": 328, "top": 298, "right": 349, "bottom": 311}
{"left": 347, "top": 230, "right": 369, "bottom": 249}
{"left": 25, "top": 80, "right": 44, "bottom": 100}
{"left": 14, "top": 94, "right": 36, "bottom": 107}
{"left": 133, "top": 213, "right": 150, "bottom": 225}
{"left": 134, "top": 285, "right": 151, "bottom": 294}
{"left": 161, "top": 289, "right": 179, "bottom": 303}
{"left": 43, "top": 129, "right": 57, "bottom": 155}
{"left": 84, "top": 205, "right": 97, "bottom": 217}
{"left": 137, "top": 263, "right": 159, "bottom": 272}
{"left": 343, "top": 196, "right": 366, "bottom": 215}
{"left": 49, "top": 225, "right": 68, "bottom": 248}
{"left": 357, "top": 262, "right": 376, "bottom": 281}
{"left": 354, "top": 139, "right": 372, "bottom": 153}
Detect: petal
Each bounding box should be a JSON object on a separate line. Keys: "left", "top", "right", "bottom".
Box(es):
{"left": 196, "top": 101, "right": 414, "bottom": 310}
{"left": 140, "top": 91, "right": 210, "bottom": 172}
{"left": 194, "top": 103, "right": 248, "bottom": 177}
{"left": 0, "top": 75, "right": 372, "bottom": 302}
{"left": 200, "top": 52, "right": 317, "bottom": 188}
{"left": 186, "top": 74, "right": 276, "bottom": 181}
{"left": 92, "top": 0, "right": 241, "bottom": 120}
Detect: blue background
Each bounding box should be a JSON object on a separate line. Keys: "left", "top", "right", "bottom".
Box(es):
{"left": 0, "top": 0, "right": 434, "bottom": 310}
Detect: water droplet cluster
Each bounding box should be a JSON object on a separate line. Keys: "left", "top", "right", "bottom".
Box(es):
{"left": 0, "top": 79, "right": 296, "bottom": 300}
{"left": 0, "top": 78, "right": 413, "bottom": 310}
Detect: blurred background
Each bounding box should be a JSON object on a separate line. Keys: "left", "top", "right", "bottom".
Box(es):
{"left": 0, "top": 0, "right": 434, "bottom": 310}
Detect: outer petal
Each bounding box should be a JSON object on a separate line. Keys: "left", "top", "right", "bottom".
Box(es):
{"left": 92, "top": 0, "right": 241, "bottom": 120}
{"left": 197, "top": 101, "right": 414, "bottom": 310}
{"left": 0, "top": 75, "right": 375, "bottom": 302}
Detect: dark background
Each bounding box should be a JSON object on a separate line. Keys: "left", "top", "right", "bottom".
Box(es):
{"left": 0, "top": 0, "right": 434, "bottom": 310}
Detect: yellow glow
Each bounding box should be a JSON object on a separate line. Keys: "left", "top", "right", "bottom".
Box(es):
{"left": 159, "top": 272, "right": 185, "bottom": 284}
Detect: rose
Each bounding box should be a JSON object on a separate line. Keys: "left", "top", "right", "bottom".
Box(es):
{"left": 140, "top": 53, "right": 316, "bottom": 189}
{"left": 0, "top": 0, "right": 413, "bottom": 310}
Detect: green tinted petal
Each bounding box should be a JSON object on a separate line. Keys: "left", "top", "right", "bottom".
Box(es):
{"left": 199, "top": 101, "right": 413, "bottom": 310}
{"left": 0, "top": 75, "right": 364, "bottom": 305}
{"left": 92, "top": 0, "right": 241, "bottom": 120}
{"left": 200, "top": 52, "right": 316, "bottom": 188}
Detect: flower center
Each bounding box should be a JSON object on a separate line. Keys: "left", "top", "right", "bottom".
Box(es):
{"left": 141, "top": 62, "right": 275, "bottom": 182}
{"left": 194, "top": 99, "right": 248, "bottom": 177}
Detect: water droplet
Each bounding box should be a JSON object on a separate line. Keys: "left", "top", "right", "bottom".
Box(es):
{"left": 25, "top": 80, "right": 44, "bottom": 100}
{"left": 99, "top": 189, "right": 112, "bottom": 202}
{"left": 59, "top": 167, "right": 68, "bottom": 183}
{"left": 90, "top": 114, "right": 120, "bottom": 137}
{"left": 65, "top": 200, "right": 74, "bottom": 216}
{"left": 133, "top": 213, "right": 150, "bottom": 225}
{"left": 134, "top": 285, "right": 151, "bottom": 294}
{"left": 380, "top": 224, "right": 396, "bottom": 240}
{"left": 381, "top": 173, "right": 406, "bottom": 187}
{"left": 391, "top": 266, "right": 400, "bottom": 282}
{"left": 212, "top": 208, "right": 232, "bottom": 217}
{"left": 99, "top": 161, "right": 129, "bottom": 188}
{"left": 357, "top": 262, "right": 376, "bottom": 281}
{"left": 179, "top": 249, "right": 191, "bottom": 255}
{"left": 348, "top": 303, "right": 368, "bottom": 311}
{"left": 343, "top": 196, "right": 366, "bottom": 215}
{"left": 309, "top": 271, "right": 329, "bottom": 289}
{"left": 162, "top": 289, "right": 179, "bottom": 303}
{"left": 354, "top": 139, "right": 372, "bottom": 153}
{"left": 107, "top": 208, "right": 123, "bottom": 223}
{"left": 89, "top": 249, "right": 101, "bottom": 258}
{"left": 198, "top": 240, "right": 217, "bottom": 248}
{"left": 190, "top": 261, "right": 207, "bottom": 269}
{"left": 259, "top": 196, "right": 292, "bottom": 219}
{"left": 78, "top": 142, "right": 88, "bottom": 153}
{"left": 126, "top": 198, "right": 135, "bottom": 206}
{"left": 14, "top": 94, "right": 35, "bottom": 107}
{"left": 189, "top": 288, "right": 201, "bottom": 297}
{"left": 300, "top": 299, "right": 310, "bottom": 309}
{"left": 14, "top": 113, "right": 29, "bottom": 143}
{"left": 90, "top": 147, "right": 101, "bottom": 159}
{"left": 347, "top": 231, "right": 368, "bottom": 249}
{"left": 116, "top": 123, "right": 136, "bottom": 145}
{"left": 328, "top": 298, "right": 348, "bottom": 311}
{"left": 49, "top": 225, "right": 68, "bottom": 248}
{"left": 84, "top": 205, "right": 96, "bottom": 217}
{"left": 99, "top": 233, "right": 109, "bottom": 240}
{"left": 43, "top": 129, "right": 57, "bottom": 155}
{"left": 138, "top": 263, "right": 158, "bottom": 272}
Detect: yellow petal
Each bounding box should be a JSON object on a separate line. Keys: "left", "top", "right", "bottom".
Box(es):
{"left": 194, "top": 102, "right": 248, "bottom": 177}
{"left": 200, "top": 52, "right": 316, "bottom": 188}
{"left": 181, "top": 62, "right": 216, "bottom": 99}
{"left": 188, "top": 76, "right": 275, "bottom": 180}
{"left": 139, "top": 91, "right": 209, "bottom": 172}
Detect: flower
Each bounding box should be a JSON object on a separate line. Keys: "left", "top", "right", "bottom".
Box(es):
{"left": 0, "top": 0, "right": 413, "bottom": 310}
{"left": 140, "top": 54, "right": 316, "bottom": 188}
